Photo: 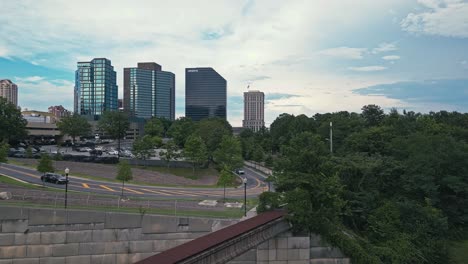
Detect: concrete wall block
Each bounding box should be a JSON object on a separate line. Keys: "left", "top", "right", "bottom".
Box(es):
{"left": 268, "top": 249, "right": 276, "bottom": 260}
{"left": 287, "top": 249, "right": 300, "bottom": 260}
{"left": 276, "top": 249, "right": 288, "bottom": 261}
{"left": 153, "top": 239, "right": 191, "bottom": 252}
{"left": 0, "top": 246, "right": 26, "bottom": 259}
{"left": 28, "top": 209, "right": 67, "bottom": 226}
{"left": 92, "top": 229, "right": 119, "bottom": 242}
{"left": 66, "top": 230, "right": 92, "bottom": 243}
{"left": 78, "top": 242, "right": 105, "bottom": 255}
{"left": 2, "top": 220, "right": 28, "bottom": 233}
{"left": 105, "top": 213, "right": 142, "bottom": 229}
{"left": 66, "top": 211, "right": 105, "bottom": 224}
{"left": 277, "top": 231, "right": 292, "bottom": 238}
{"left": 28, "top": 225, "right": 66, "bottom": 233}
{"left": 0, "top": 207, "right": 29, "bottom": 220}
{"left": 129, "top": 252, "right": 157, "bottom": 263}
{"left": 211, "top": 219, "right": 238, "bottom": 232}
{"left": 26, "top": 245, "right": 52, "bottom": 258}
{"left": 140, "top": 232, "right": 198, "bottom": 240}
{"left": 277, "top": 238, "right": 288, "bottom": 249}
{"left": 25, "top": 233, "right": 40, "bottom": 245}
{"left": 14, "top": 234, "right": 25, "bottom": 245}
{"left": 65, "top": 224, "right": 97, "bottom": 231}
{"left": 38, "top": 257, "right": 65, "bottom": 264}
{"left": 256, "top": 249, "right": 269, "bottom": 261}
{"left": 310, "top": 259, "right": 350, "bottom": 264}
{"left": 310, "top": 247, "right": 345, "bottom": 259}
{"left": 185, "top": 218, "right": 212, "bottom": 232}
{"left": 0, "top": 259, "right": 12, "bottom": 264}
{"left": 129, "top": 240, "right": 153, "bottom": 253}
{"left": 298, "top": 248, "right": 309, "bottom": 260}
{"left": 50, "top": 243, "right": 79, "bottom": 257}
{"left": 64, "top": 255, "right": 91, "bottom": 264}
{"left": 288, "top": 237, "right": 310, "bottom": 249}
{"left": 40, "top": 231, "right": 66, "bottom": 244}
{"left": 103, "top": 241, "right": 130, "bottom": 254}
{"left": 227, "top": 261, "right": 256, "bottom": 264}
{"left": 0, "top": 234, "right": 15, "bottom": 246}
{"left": 310, "top": 234, "right": 328, "bottom": 247}
{"left": 265, "top": 261, "right": 287, "bottom": 264}
{"left": 231, "top": 249, "right": 256, "bottom": 261}
{"left": 11, "top": 259, "right": 39, "bottom": 264}
{"left": 287, "top": 261, "right": 309, "bottom": 264}
{"left": 141, "top": 215, "right": 177, "bottom": 234}
{"left": 257, "top": 241, "right": 269, "bottom": 250}
{"left": 115, "top": 254, "right": 129, "bottom": 264}
{"left": 90, "top": 254, "right": 115, "bottom": 264}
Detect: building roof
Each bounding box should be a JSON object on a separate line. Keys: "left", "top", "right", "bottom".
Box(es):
{"left": 136, "top": 210, "right": 286, "bottom": 264}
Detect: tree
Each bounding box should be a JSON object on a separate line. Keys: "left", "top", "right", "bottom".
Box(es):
{"left": 167, "top": 117, "right": 195, "bottom": 147}
{"left": 361, "top": 104, "right": 385, "bottom": 127}
{"left": 160, "top": 140, "right": 179, "bottom": 169}
{"left": 116, "top": 160, "right": 133, "bottom": 198}
{"left": 213, "top": 135, "right": 243, "bottom": 171}
{"left": 132, "top": 135, "right": 161, "bottom": 166}
{"left": 144, "top": 117, "right": 164, "bottom": 137}
{"left": 56, "top": 113, "right": 92, "bottom": 143}
{"left": 184, "top": 135, "right": 208, "bottom": 176}
{"left": 217, "top": 166, "right": 235, "bottom": 203}
{"left": 98, "top": 111, "right": 130, "bottom": 158}
{"left": 37, "top": 154, "right": 54, "bottom": 186}
{"left": 0, "top": 142, "right": 9, "bottom": 163}
{"left": 193, "top": 118, "right": 232, "bottom": 156}
{"left": 25, "top": 146, "right": 33, "bottom": 158}
{"left": 0, "top": 97, "right": 27, "bottom": 143}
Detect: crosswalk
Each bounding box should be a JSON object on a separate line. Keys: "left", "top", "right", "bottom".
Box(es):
{"left": 76, "top": 182, "right": 265, "bottom": 197}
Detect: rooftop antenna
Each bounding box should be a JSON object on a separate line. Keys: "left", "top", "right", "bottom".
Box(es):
{"left": 247, "top": 82, "right": 251, "bottom": 90}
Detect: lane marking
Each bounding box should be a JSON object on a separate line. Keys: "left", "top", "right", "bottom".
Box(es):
{"left": 100, "top": 185, "right": 116, "bottom": 192}
{"left": 123, "top": 187, "right": 144, "bottom": 194}
{"left": 82, "top": 183, "right": 90, "bottom": 188}
{"left": 139, "top": 188, "right": 172, "bottom": 196}
{"left": 0, "top": 166, "right": 40, "bottom": 179}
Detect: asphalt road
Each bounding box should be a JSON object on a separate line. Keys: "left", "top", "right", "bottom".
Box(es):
{"left": 0, "top": 163, "right": 268, "bottom": 199}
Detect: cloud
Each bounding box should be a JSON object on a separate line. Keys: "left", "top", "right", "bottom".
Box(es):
{"left": 243, "top": 75, "right": 271, "bottom": 82}
{"left": 15, "top": 76, "right": 73, "bottom": 111}
{"left": 318, "top": 47, "right": 367, "bottom": 59}
{"left": 15, "top": 76, "right": 45, "bottom": 82}
{"left": 372, "top": 42, "right": 398, "bottom": 54}
{"left": 401, "top": 0, "right": 468, "bottom": 38}
{"left": 0, "top": 46, "right": 9, "bottom": 58}
{"left": 266, "top": 93, "right": 300, "bottom": 100}
{"left": 354, "top": 78, "right": 468, "bottom": 111}
{"left": 382, "top": 55, "right": 400, "bottom": 60}
{"left": 348, "top": 66, "right": 387, "bottom": 72}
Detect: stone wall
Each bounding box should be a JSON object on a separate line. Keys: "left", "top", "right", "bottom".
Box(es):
{"left": 0, "top": 206, "right": 236, "bottom": 264}
{"left": 229, "top": 231, "right": 350, "bottom": 264}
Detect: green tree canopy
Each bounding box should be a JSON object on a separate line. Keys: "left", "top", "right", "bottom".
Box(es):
{"left": 116, "top": 160, "right": 133, "bottom": 197}
{"left": 183, "top": 135, "right": 208, "bottom": 175}
{"left": 0, "top": 97, "right": 27, "bottom": 143}
{"left": 167, "top": 117, "right": 195, "bottom": 147}
{"left": 144, "top": 117, "right": 164, "bottom": 137}
{"left": 213, "top": 135, "right": 243, "bottom": 171}
{"left": 37, "top": 154, "right": 54, "bottom": 174}
{"left": 98, "top": 111, "right": 130, "bottom": 140}
{"left": 193, "top": 118, "right": 232, "bottom": 155}
{"left": 160, "top": 140, "right": 179, "bottom": 168}
{"left": 0, "top": 142, "right": 9, "bottom": 163}
{"left": 132, "top": 135, "right": 161, "bottom": 162}
{"left": 56, "top": 113, "right": 92, "bottom": 143}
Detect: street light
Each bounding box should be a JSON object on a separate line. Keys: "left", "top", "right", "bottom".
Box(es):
{"left": 64, "top": 167, "right": 69, "bottom": 209}
{"left": 243, "top": 177, "right": 247, "bottom": 217}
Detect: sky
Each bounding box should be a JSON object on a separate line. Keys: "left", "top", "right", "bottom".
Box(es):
{"left": 0, "top": 0, "right": 467, "bottom": 126}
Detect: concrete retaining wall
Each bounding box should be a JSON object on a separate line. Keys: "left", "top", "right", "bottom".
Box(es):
{"left": 0, "top": 206, "right": 236, "bottom": 264}
{"left": 228, "top": 231, "right": 350, "bottom": 264}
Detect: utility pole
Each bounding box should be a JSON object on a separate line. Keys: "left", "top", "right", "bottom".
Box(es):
{"left": 329, "top": 121, "right": 333, "bottom": 154}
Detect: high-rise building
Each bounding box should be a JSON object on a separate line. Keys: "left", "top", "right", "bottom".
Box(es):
{"left": 74, "top": 58, "right": 118, "bottom": 117}
{"left": 243, "top": 90, "right": 265, "bottom": 132}
{"left": 123, "top": 62, "right": 175, "bottom": 120}
{"left": 185, "top": 67, "right": 226, "bottom": 121}
{"left": 0, "top": 79, "right": 18, "bottom": 106}
{"left": 48, "top": 105, "right": 70, "bottom": 119}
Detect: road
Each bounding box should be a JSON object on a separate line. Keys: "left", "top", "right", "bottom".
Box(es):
{"left": 0, "top": 163, "right": 268, "bottom": 199}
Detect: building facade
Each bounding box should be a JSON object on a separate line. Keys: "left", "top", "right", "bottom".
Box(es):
{"left": 48, "top": 105, "right": 70, "bottom": 119}
{"left": 243, "top": 90, "right": 265, "bottom": 132}
{"left": 74, "top": 58, "right": 118, "bottom": 117}
{"left": 123, "top": 62, "right": 175, "bottom": 120}
{"left": 185, "top": 67, "right": 226, "bottom": 121}
{"left": 0, "top": 79, "right": 18, "bottom": 106}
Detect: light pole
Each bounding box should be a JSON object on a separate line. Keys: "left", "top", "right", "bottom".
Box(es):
{"left": 64, "top": 167, "right": 69, "bottom": 209}
{"left": 329, "top": 121, "right": 333, "bottom": 154}
{"left": 243, "top": 177, "right": 247, "bottom": 217}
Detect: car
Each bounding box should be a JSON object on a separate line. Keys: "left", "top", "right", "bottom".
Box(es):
{"left": 235, "top": 168, "right": 245, "bottom": 175}
{"left": 41, "top": 173, "right": 69, "bottom": 184}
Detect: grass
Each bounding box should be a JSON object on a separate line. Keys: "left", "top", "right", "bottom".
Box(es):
{"left": 449, "top": 240, "right": 468, "bottom": 264}
{"left": 1, "top": 200, "right": 250, "bottom": 219}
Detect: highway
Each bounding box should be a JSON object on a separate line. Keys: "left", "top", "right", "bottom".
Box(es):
{"left": 0, "top": 163, "right": 268, "bottom": 199}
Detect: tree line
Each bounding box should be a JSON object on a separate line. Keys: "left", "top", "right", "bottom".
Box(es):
{"left": 257, "top": 105, "right": 468, "bottom": 264}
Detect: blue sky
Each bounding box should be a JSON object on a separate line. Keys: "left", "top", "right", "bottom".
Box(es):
{"left": 0, "top": 0, "right": 467, "bottom": 126}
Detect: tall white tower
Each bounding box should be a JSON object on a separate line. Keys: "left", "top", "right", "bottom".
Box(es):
{"left": 243, "top": 90, "right": 265, "bottom": 132}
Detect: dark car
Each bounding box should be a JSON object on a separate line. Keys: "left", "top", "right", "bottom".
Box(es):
{"left": 41, "top": 173, "right": 68, "bottom": 184}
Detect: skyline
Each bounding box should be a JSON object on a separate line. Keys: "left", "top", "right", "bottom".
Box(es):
{"left": 0, "top": 0, "right": 467, "bottom": 126}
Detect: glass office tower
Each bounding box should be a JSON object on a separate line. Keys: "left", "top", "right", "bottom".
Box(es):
{"left": 74, "top": 58, "right": 118, "bottom": 117}
{"left": 123, "top": 62, "right": 175, "bottom": 120}
{"left": 185, "top": 67, "right": 226, "bottom": 121}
